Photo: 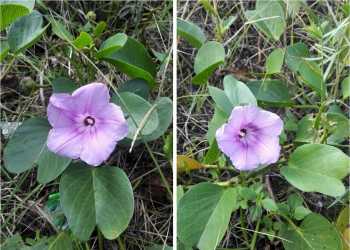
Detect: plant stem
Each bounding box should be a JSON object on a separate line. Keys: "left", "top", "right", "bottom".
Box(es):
{"left": 240, "top": 208, "right": 250, "bottom": 245}
{"left": 97, "top": 229, "right": 103, "bottom": 250}
{"left": 250, "top": 216, "right": 261, "bottom": 250}
{"left": 0, "top": 56, "right": 16, "bottom": 80}
{"left": 117, "top": 237, "right": 126, "bottom": 250}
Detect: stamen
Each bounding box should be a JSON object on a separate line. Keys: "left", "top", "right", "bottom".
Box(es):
{"left": 239, "top": 128, "right": 247, "bottom": 138}
{"left": 84, "top": 116, "right": 95, "bottom": 126}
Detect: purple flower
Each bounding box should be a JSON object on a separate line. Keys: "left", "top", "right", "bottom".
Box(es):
{"left": 216, "top": 105, "right": 283, "bottom": 171}
{"left": 47, "top": 82, "right": 128, "bottom": 166}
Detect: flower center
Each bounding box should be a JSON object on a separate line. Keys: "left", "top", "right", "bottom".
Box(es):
{"left": 84, "top": 116, "right": 95, "bottom": 126}
{"left": 238, "top": 128, "right": 247, "bottom": 138}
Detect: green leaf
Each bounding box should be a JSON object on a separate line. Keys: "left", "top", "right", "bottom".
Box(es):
{"left": 285, "top": 0, "right": 306, "bottom": 18}
{"left": 208, "top": 86, "right": 232, "bottom": 115}
{"left": 143, "top": 97, "right": 172, "bottom": 142}
{"left": 178, "top": 182, "right": 238, "bottom": 250}
{"left": 206, "top": 106, "right": 228, "bottom": 144}
{"left": 266, "top": 48, "right": 285, "bottom": 74}
{"left": 192, "top": 41, "right": 225, "bottom": 85}
{"left": 118, "top": 78, "right": 149, "bottom": 100}
{"left": 285, "top": 42, "right": 325, "bottom": 97}
{"left": 112, "top": 92, "right": 159, "bottom": 137}
{"left": 59, "top": 164, "right": 134, "bottom": 241}
{"left": 48, "top": 232, "right": 73, "bottom": 250}
{"left": 326, "top": 112, "right": 350, "bottom": 144}
{"left": 100, "top": 36, "right": 156, "bottom": 87}
{"left": 1, "top": 234, "right": 25, "bottom": 250}
{"left": 341, "top": 76, "right": 350, "bottom": 99}
{"left": 8, "top": 10, "right": 47, "bottom": 53}
{"left": 223, "top": 75, "right": 257, "bottom": 107}
{"left": 50, "top": 18, "right": 74, "bottom": 42}
{"left": 51, "top": 77, "right": 77, "bottom": 93}
{"left": 37, "top": 146, "right": 71, "bottom": 184}
{"left": 285, "top": 42, "right": 309, "bottom": 72}
{"left": 203, "top": 140, "right": 221, "bottom": 164}
{"left": 177, "top": 18, "right": 206, "bottom": 48}
{"left": 73, "top": 31, "right": 93, "bottom": 49}
{"left": 222, "top": 15, "right": 237, "bottom": 33}
{"left": 96, "top": 33, "right": 127, "bottom": 58}
{"left": 247, "top": 79, "right": 292, "bottom": 106}
{"left": 280, "top": 213, "right": 342, "bottom": 250}
{"left": 4, "top": 118, "right": 50, "bottom": 174}
{"left": 245, "top": 0, "right": 286, "bottom": 41}
{"left": 0, "top": 39, "right": 9, "bottom": 62}
{"left": 93, "top": 21, "right": 106, "bottom": 37}
{"left": 0, "top": 0, "right": 35, "bottom": 30}
{"left": 298, "top": 60, "right": 325, "bottom": 98}
{"left": 145, "top": 244, "right": 172, "bottom": 250}
{"left": 281, "top": 144, "right": 350, "bottom": 197}
{"left": 295, "top": 114, "right": 315, "bottom": 143}
{"left": 294, "top": 206, "right": 311, "bottom": 220}
{"left": 261, "top": 198, "right": 278, "bottom": 212}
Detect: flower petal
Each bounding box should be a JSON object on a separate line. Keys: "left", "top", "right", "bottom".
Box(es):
{"left": 253, "top": 135, "right": 281, "bottom": 165}
{"left": 230, "top": 145, "right": 261, "bottom": 171}
{"left": 47, "top": 103, "right": 75, "bottom": 128}
{"left": 216, "top": 124, "right": 239, "bottom": 157}
{"left": 255, "top": 109, "right": 283, "bottom": 136}
{"left": 47, "top": 127, "right": 86, "bottom": 159}
{"left": 228, "top": 105, "right": 260, "bottom": 130}
{"left": 72, "top": 82, "right": 109, "bottom": 113}
{"left": 79, "top": 126, "right": 120, "bottom": 166}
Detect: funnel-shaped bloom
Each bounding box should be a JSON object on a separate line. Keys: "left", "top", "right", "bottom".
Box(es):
{"left": 47, "top": 82, "right": 128, "bottom": 166}
{"left": 216, "top": 105, "right": 283, "bottom": 171}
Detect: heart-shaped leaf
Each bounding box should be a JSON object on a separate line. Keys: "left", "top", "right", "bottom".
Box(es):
{"left": 177, "top": 18, "right": 206, "bottom": 48}
{"left": 326, "top": 112, "right": 350, "bottom": 144}
{"left": 4, "top": 118, "right": 50, "bottom": 174}
{"left": 208, "top": 86, "right": 232, "bottom": 115}
{"left": 208, "top": 75, "right": 256, "bottom": 116}
{"left": 37, "top": 146, "right": 71, "bottom": 184}
{"left": 247, "top": 79, "right": 292, "bottom": 106}
{"left": 0, "top": 0, "right": 35, "bottom": 30}
{"left": 280, "top": 213, "right": 342, "bottom": 250}
{"left": 285, "top": 42, "right": 326, "bottom": 98}
{"left": 96, "top": 33, "right": 127, "bottom": 58}
{"left": 112, "top": 92, "right": 159, "bottom": 137}
{"left": 99, "top": 36, "right": 156, "bottom": 87}
{"left": 59, "top": 164, "right": 134, "bottom": 241}
{"left": 192, "top": 41, "right": 225, "bottom": 85}
{"left": 285, "top": 42, "right": 309, "bottom": 72}
{"left": 245, "top": 0, "right": 286, "bottom": 41}
{"left": 281, "top": 144, "right": 350, "bottom": 197}
{"left": 206, "top": 107, "right": 228, "bottom": 144}
{"left": 178, "top": 182, "right": 238, "bottom": 250}
{"left": 8, "top": 10, "right": 47, "bottom": 53}
{"left": 48, "top": 232, "right": 73, "bottom": 250}
{"left": 295, "top": 114, "right": 315, "bottom": 143}
{"left": 118, "top": 78, "right": 150, "bottom": 100}
{"left": 3, "top": 118, "right": 72, "bottom": 183}
{"left": 51, "top": 77, "right": 78, "bottom": 93}
{"left": 266, "top": 48, "right": 285, "bottom": 74}
{"left": 142, "top": 97, "right": 172, "bottom": 142}
{"left": 223, "top": 75, "right": 257, "bottom": 107}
